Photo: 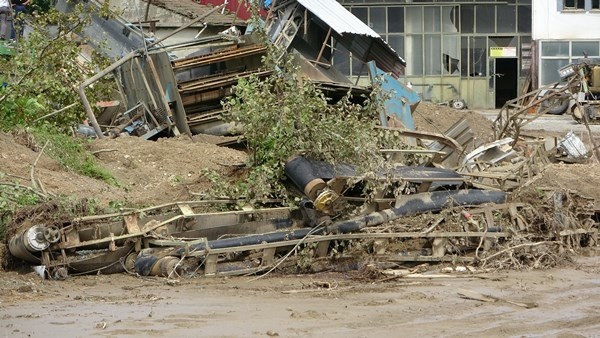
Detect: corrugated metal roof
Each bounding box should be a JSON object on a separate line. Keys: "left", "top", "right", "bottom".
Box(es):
{"left": 296, "top": 0, "right": 406, "bottom": 77}
{"left": 297, "top": 0, "right": 379, "bottom": 37}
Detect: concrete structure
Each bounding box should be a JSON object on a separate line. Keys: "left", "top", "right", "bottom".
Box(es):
{"left": 532, "top": 0, "right": 600, "bottom": 86}
{"left": 337, "top": 0, "right": 532, "bottom": 109}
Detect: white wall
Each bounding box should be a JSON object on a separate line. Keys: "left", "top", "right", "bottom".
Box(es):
{"left": 533, "top": 0, "right": 600, "bottom": 40}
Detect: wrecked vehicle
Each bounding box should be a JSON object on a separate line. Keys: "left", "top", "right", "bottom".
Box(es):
{"left": 494, "top": 60, "right": 600, "bottom": 142}
{"left": 8, "top": 153, "right": 511, "bottom": 279}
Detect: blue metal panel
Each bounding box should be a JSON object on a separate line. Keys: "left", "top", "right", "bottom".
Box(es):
{"left": 368, "top": 61, "right": 420, "bottom": 130}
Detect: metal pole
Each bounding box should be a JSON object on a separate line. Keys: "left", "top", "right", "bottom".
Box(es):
{"left": 78, "top": 50, "right": 139, "bottom": 138}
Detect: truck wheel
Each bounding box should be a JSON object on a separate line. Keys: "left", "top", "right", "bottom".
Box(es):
{"left": 452, "top": 99, "right": 466, "bottom": 110}
{"left": 542, "top": 96, "right": 569, "bottom": 115}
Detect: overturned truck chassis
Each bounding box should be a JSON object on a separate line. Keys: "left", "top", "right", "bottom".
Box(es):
{"left": 8, "top": 155, "right": 599, "bottom": 278}
{"left": 9, "top": 190, "right": 509, "bottom": 279}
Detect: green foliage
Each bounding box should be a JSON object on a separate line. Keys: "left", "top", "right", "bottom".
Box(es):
{"left": 220, "top": 48, "right": 388, "bottom": 204}
{"left": 30, "top": 0, "right": 53, "bottom": 14}
{"left": 0, "top": 3, "right": 121, "bottom": 240}
{"left": 0, "top": 2, "right": 114, "bottom": 132}
{"left": 31, "top": 127, "right": 117, "bottom": 185}
{"left": 201, "top": 168, "right": 247, "bottom": 199}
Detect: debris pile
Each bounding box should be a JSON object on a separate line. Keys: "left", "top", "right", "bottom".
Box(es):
{"left": 2, "top": 1, "right": 599, "bottom": 280}
{"left": 4, "top": 138, "right": 598, "bottom": 279}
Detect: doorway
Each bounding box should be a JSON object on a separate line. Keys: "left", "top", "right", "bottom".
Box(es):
{"left": 494, "top": 58, "right": 518, "bottom": 108}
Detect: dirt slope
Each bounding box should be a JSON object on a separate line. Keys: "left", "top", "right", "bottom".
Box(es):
{"left": 2, "top": 102, "right": 600, "bottom": 206}
{"left": 413, "top": 102, "right": 495, "bottom": 143}
{"left": 0, "top": 133, "right": 247, "bottom": 207}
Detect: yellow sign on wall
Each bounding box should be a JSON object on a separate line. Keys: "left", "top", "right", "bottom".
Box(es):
{"left": 490, "top": 47, "right": 517, "bottom": 57}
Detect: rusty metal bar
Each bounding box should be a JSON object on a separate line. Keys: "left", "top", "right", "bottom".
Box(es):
{"left": 315, "top": 28, "right": 332, "bottom": 66}
{"left": 172, "top": 45, "right": 267, "bottom": 70}
{"left": 78, "top": 50, "right": 140, "bottom": 138}
{"left": 146, "top": 55, "right": 177, "bottom": 129}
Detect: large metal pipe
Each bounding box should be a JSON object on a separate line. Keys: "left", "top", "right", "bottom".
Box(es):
{"left": 8, "top": 225, "right": 59, "bottom": 263}
{"left": 284, "top": 155, "right": 327, "bottom": 200}
{"left": 333, "top": 189, "right": 506, "bottom": 233}
{"left": 175, "top": 189, "right": 507, "bottom": 256}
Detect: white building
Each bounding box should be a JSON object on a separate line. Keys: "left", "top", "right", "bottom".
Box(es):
{"left": 533, "top": 0, "right": 600, "bottom": 87}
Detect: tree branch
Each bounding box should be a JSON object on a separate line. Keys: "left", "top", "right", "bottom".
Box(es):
{"left": 0, "top": 18, "right": 87, "bottom": 104}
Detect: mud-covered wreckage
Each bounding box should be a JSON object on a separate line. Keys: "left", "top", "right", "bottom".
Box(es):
{"left": 8, "top": 1, "right": 599, "bottom": 279}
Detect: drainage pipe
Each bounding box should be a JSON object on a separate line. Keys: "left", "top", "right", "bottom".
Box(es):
{"left": 284, "top": 155, "right": 327, "bottom": 200}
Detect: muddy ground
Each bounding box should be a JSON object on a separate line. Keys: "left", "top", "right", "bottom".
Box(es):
{"left": 1, "top": 254, "right": 599, "bottom": 337}
{"left": 1, "top": 102, "right": 599, "bottom": 337}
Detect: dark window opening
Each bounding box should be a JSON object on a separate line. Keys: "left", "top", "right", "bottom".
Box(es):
{"left": 517, "top": 5, "right": 531, "bottom": 33}
{"left": 593, "top": 0, "right": 600, "bottom": 9}
{"left": 564, "top": 0, "right": 586, "bottom": 9}
{"left": 460, "top": 5, "right": 474, "bottom": 33}
{"left": 388, "top": 7, "right": 404, "bottom": 33}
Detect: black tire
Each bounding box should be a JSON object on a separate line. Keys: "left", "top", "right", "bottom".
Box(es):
{"left": 541, "top": 95, "right": 569, "bottom": 115}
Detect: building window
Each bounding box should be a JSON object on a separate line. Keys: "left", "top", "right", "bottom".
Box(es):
{"left": 517, "top": 5, "right": 532, "bottom": 33}
{"left": 564, "top": 0, "right": 586, "bottom": 10}
{"left": 540, "top": 40, "right": 600, "bottom": 85}
{"left": 460, "top": 5, "right": 474, "bottom": 33}
{"left": 497, "top": 6, "right": 517, "bottom": 33}
{"left": 387, "top": 7, "right": 404, "bottom": 33}
{"left": 593, "top": 0, "right": 600, "bottom": 9}
{"left": 476, "top": 5, "right": 495, "bottom": 33}
{"left": 370, "top": 7, "right": 386, "bottom": 32}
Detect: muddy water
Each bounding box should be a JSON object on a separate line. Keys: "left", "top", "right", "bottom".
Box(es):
{"left": 1, "top": 254, "right": 599, "bottom": 337}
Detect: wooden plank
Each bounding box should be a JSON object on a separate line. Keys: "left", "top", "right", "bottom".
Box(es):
{"left": 380, "top": 149, "right": 447, "bottom": 155}
{"left": 315, "top": 241, "right": 330, "bottom": 258}
{"left": 124, "top": 214, "right": 140, "bottom": 234}
{"left": 178, "top": 204, "right": 195, "bottom": 217}
{"left": 146, "top": 238, "right": 207, "bottom": 247}
{"left": 204, "top": 254, "right": 218, "bottom": 276}
{"left": 172, "top": 45, "right": 267, "bottom": 70}
{"left": 73, "top": 201, "right": 287, "bottom": 222}
{"left": 215, "top": 267, "right": 263, "bottom": 277}
{"left": 432, "top": 238, "right": 446, "bottom": 257}
{"left": 384, "top": 256, "right": 475, "bottom": 263}
{"left": 261, "top": 247, "right": 276, "bottom": 266}
{"left": 559, "top": 229, "right": 597, "bottom": 236}
{"left": 458, "top": 289, "right": 538, "bottom": 308}
{"left": 417, "top": 181, "right": 433, "bottom": 193}
{"left": 468, "top": 203, "right": 527, "bottom": 214}
{"left": 484, "top": 206, "right": 495, "bottom": 229}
